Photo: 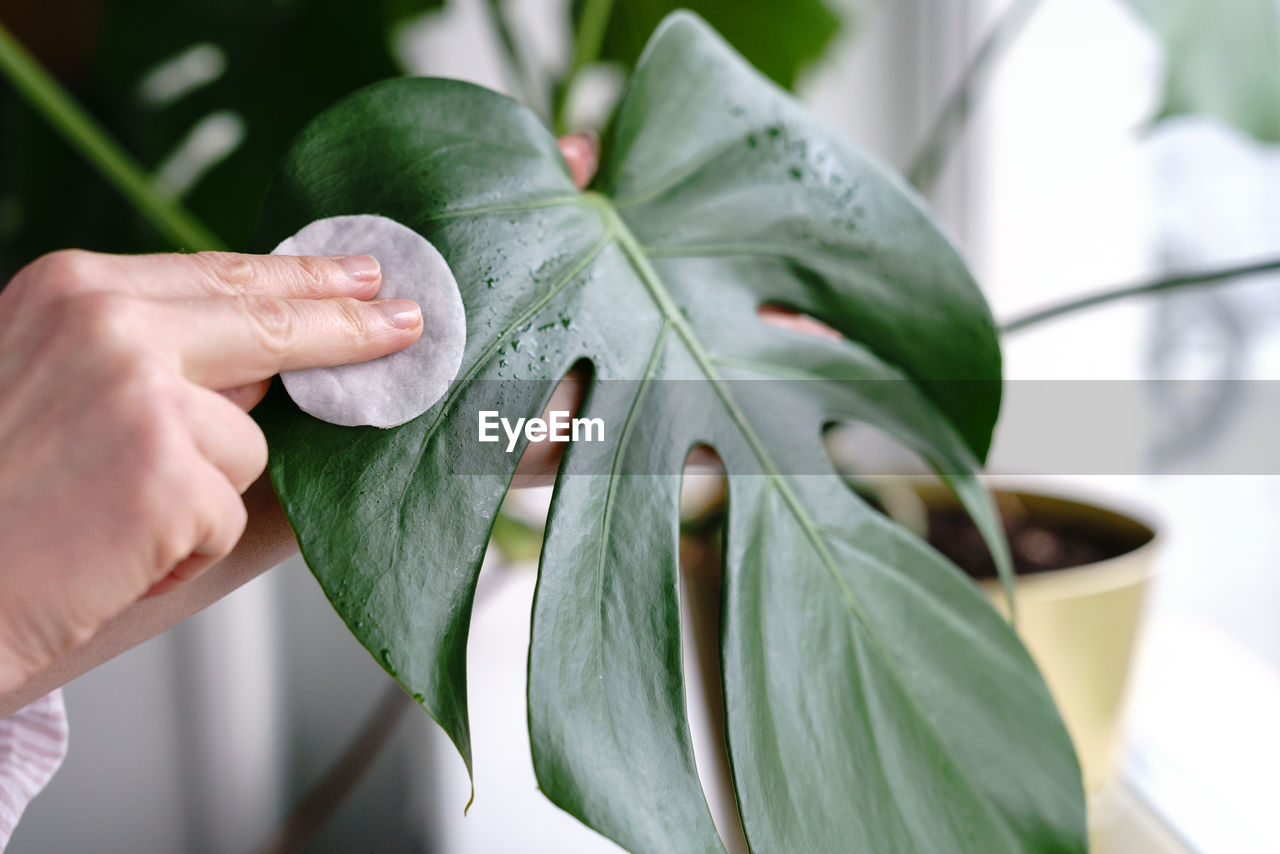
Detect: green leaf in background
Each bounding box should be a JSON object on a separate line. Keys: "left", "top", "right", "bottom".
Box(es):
{"left": 571, "top": 0, "right": 843, "bottom": 90}
{"left": 0, "top": 0, "right": 440, "bottom": 274}
{"left": 1125, "top": 0, "right": 1280, "bottom": 143}
{"left": 255, "top": 12, "right": 1084, "bottom": 853}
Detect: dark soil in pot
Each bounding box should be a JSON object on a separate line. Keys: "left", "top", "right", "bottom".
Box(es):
{"left": 925, "top": 505, "right": 1123, "bottom": 580}
{"left": 918, "top": 493, "right": 1156, "bottom": 581}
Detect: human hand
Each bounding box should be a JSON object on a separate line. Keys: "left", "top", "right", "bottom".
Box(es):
{"left": 0, "top": 249, "right": 422, "bottom": 693}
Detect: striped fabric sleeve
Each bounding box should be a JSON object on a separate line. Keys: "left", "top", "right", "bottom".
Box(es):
{"left": 0, "top": 690, "right": 68, "bottom": 852}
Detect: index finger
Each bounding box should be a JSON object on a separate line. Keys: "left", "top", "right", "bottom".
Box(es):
{"left": 81, "top": 250, "right": 384, "bottom": 301}
{"left": 154, "top": 294, "right": 423, "bottom": 389}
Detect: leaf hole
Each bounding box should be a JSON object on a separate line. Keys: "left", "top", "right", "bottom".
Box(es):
{"left": 678, "top": 446, "right": 749, "bottom": 852}
{"left": 757, "top": 303, "right": 844, "bottom": 341}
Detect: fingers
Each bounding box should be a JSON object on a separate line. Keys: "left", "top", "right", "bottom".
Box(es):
{"left": 186, "top": 383, "right": 268, "bottom": 493}
{"left": 112, "top": 251, "right": 384, "bottom": 300}
{"left": 144, "top": 385, "right": 263, "bottom": 599}
{"left": 189, "top": 468, "right": 248, "bottom": 562}
{"left": 220, "top": 380, "right": 273, "bottom": 412}
{"left": 558, "top": 131, "right": 599, "bottom": 190}
{"left": 151, "top": 294, "right": 422, "bottom": 389}
{"left": 24, "top": 248, "right": 384, "bottom": 303}
{"left": 144, "top": 466, "right": 248, "bottom": 597}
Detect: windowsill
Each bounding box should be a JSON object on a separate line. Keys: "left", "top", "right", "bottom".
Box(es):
{"left": 1121, "top": 617, "right": 1280, "bottom": 852}
{"left": 1093, "top": 784, "right": 1193, "bottom": 853}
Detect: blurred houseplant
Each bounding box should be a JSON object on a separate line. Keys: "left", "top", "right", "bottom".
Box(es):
{"left": 3, "top": 1, "right": 1279, "bottom": 852}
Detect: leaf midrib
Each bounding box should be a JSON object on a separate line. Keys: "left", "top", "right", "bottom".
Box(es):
{"left": 586, "top": 192, "right": 859, "bottom": 611}
{"left": 587, "top": 192, "right": 1021, "bottom": 849}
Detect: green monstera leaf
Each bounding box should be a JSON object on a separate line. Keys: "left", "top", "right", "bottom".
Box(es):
{"left": 254, "top": 12, "right": 1085, "bottom": 853}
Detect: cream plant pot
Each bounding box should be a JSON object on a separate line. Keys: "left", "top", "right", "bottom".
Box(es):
{"left": 915, "top": 484, "right": 1158, "bottom": 795}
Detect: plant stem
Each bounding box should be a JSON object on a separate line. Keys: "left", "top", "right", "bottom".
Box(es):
{"left": 0, "top": 21, "right": 224, "bottom": 251}
{"left": 552, "top": 0, "right": 615, "bottom": 135}
{"left": 482, "top": 0, "right": 540, "bottom": 111}
{"left": 1001, "top": 256, "right": 1280, "bottom": 334}
{"left": 255, "top": 682, "right": 413, "bottom": 854}
{"left": 906, "top": 0, "right": 1045, "bottom": 194}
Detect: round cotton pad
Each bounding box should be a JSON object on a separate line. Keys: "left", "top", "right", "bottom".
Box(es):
{"left": 273, "top": 214, "right": 466, "bottom": 428}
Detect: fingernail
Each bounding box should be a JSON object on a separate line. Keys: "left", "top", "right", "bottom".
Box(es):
{"left": 373, "top": 298, "right": 421, "bottom": 329}
{"left": 333, "top": 254, "right": 381, "bottom": 282}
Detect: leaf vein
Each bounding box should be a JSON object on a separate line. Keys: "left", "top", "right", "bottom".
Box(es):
{"left": 610, "top": 127, "right": 783, "bottom": 209}
{"left": 420, "top": 194, "right": 587, "bottom": 223}
{"left": 591, "top": 321, "right": 670, "bottom": 717}
{"left": 387, "top": 226, "right": 613, "bottom": 571}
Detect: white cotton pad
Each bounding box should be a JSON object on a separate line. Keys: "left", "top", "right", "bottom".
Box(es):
{"left": 273, "top": 214, "right": 466, "bottom": 428}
